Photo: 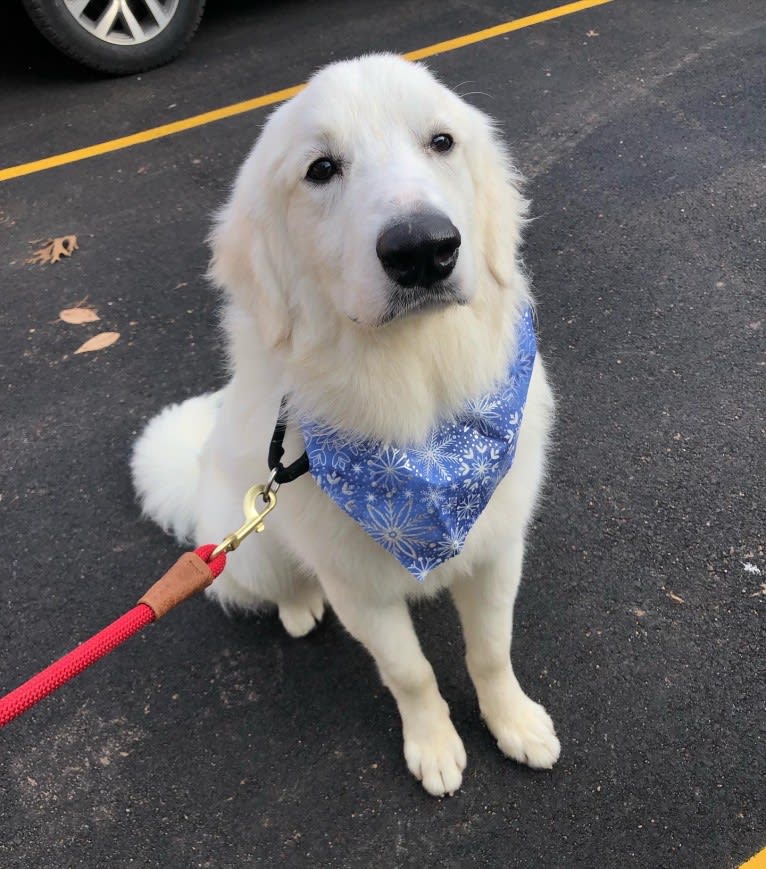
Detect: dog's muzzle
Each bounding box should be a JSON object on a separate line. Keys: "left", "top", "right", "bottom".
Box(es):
{"left": 376, "top": 212, "right": 461, "bottom": 289}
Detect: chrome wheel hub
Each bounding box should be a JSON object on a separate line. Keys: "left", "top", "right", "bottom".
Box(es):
{"left": 62, "top": 0, "right": 180, "bottom": 46}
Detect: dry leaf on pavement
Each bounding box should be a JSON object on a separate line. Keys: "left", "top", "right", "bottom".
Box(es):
{"left": 28, "top": 235, "right": 79, "bottom": 264}
{"left": 60, "top": 306, "right": 100, "bottom": 324}
{"left": 74, "top": 332, "right": 120, "bottom": 354}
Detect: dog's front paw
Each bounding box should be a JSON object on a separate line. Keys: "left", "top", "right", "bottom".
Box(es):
{"left": 485, "top": 696, "right": 560, "bottom": 769}
{"left": 403, "top": 719, "right": 467, "bottom": 797}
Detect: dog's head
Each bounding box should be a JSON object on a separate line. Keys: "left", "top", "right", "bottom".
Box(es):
{"left": 210, "top": 54, "right": 528, "bottom": 349}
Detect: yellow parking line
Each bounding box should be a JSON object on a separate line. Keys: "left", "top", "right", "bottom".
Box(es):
{"left": 0, "top": 84, "right": 304, "bottom": 184}
{"left": 741, "top": 847, "right": 766, "bottom": 869}
{"left": 404, "top": 0, "right": 612, "bottom": 60}
{"left": 0, "top": 0, "right": 613, "bottom": 183}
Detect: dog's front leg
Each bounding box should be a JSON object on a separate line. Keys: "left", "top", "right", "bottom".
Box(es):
{"left": 450, "top": 541, "right": 560, "bottom": 769}
{"left": 320, "top": 577, "right": 466, "bottom": 797}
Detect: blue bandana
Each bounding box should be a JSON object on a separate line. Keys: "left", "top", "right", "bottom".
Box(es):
{"left": 299, "top": 306, "right": 537, "bottom": 581}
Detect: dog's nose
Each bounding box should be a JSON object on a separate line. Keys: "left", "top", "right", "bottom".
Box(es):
{"left": 376, "top": 213, "right": 461, "bottom": 288}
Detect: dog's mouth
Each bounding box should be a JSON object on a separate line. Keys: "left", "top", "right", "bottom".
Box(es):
{"left": 377, "top": 282, "right": 467, "bottom": 326}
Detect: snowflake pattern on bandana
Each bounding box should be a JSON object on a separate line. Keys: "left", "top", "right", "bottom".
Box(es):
{"left": 299, "top": 306, "right": 537, "bottom": 581}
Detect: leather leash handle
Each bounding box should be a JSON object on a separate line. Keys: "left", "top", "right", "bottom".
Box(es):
{"left": 138, "top": 552, "right": 216, "bottom": 619}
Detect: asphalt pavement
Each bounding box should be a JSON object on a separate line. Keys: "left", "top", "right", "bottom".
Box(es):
{"left": 1, "top": 1, "right": 764, "bottom": 867}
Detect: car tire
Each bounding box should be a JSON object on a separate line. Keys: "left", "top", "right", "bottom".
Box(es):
{"left": 23, "top": 0, "right": 206, "bottom": 75}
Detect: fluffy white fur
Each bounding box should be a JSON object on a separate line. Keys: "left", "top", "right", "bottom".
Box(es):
{"left": 132, "top": 54, "right": 559, "bottom": 796}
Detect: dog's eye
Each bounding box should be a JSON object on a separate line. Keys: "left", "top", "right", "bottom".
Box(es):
{"left": 430, "top": 133, "right": 454, "bottom": 154}
{"left": 306, "top": 157, "right": 340, "bottom": 183}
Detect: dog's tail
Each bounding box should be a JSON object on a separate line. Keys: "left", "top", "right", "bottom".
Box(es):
{"left": 131, "top": 391, "right": 222, "bottom": 544}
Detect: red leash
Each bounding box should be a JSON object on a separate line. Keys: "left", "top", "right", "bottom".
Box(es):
{"left": 1, "top": 448, "right": 288, "bottom": 729}
{"left": 0, "top": 544, "right": 227, "bottom": 728}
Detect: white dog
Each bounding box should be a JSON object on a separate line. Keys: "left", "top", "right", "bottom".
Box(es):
{"left": 132, "top": 54, "right": 560, "bottom": 796}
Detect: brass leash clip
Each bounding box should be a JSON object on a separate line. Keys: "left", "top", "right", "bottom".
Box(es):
{"left": 210, "top": 480, "right": 279, "bottom": 560}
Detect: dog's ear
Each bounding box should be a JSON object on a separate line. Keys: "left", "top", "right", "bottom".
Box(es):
{"left": 467, "top": 110, "right": 529, "bottom": 289}
{"left": 208, "top": 175, "right": 291, "bottom": 350}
